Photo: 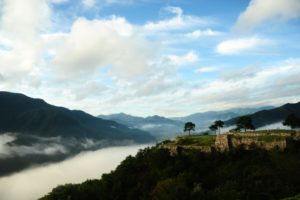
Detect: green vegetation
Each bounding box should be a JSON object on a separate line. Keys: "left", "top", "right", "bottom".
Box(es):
{"left": 257, "top": 135, "right": 287, "bottom": 143}
{"left": 246, "top": 129, "right": 296, "bottom": 134}
{"left": 236, "top": 116, "right": 255, "bottom": 131}
{"left": 40, "top": 138, "right": 300, "bottom": 200}
{"left": 230, "top": 134, "right": 289, "bottom": 143}
{"left": 184, "top": 122, "right": 195, "bottom": 135}
{"left": 209, "top": 120, "right": 224, "bottom": 134}
{"left": 176, "top": 135, "right": 216, "bottom": 146}
{"left": 282, "top": 193, "right": 300, "bottom": 200}
{"left": 283, "top": 113, "right": 300, "bottom": 129}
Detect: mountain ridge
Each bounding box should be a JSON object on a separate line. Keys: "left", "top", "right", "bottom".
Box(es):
{"left": 225, "top": 101, "right": 300, "bottom": 128}
{"left": 0, "top": 91, "right": 155, "bottom": 143}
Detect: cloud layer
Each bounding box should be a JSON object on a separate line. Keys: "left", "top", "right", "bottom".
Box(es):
{"left": 0, "top": 144, "right": 148, "bottom": 200}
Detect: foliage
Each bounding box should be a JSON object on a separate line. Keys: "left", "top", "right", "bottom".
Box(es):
{"left": 282, "top": 193, "right": 300, "bottom": 200}
{"left": 209, "top": 124, "right": 218, "bottom": 134}
{"left": 283, "top": 114, "right": 300, "bottom": 129}
{"left": 184, "top": 122, "right": 195, "bottom": 135}
{"left": 236, "top": 116, "right": 255, "bottom": 132}
{"left": 40, "top": 140, "right": 300, "bottom": 200}
{"left": 209, "top": 120, "right": 224, "bottom": 134}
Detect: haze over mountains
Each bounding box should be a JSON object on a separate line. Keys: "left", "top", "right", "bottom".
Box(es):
{"left": 99, "top": 113, "right": 184, "bottom": 139}
{"left": 1, "top": 91, "right": 299, "bottom": 177}
{"left": 0, "top": 91, "right": 154, "bottom": 176}
{"left": 99, "top": 106, "right": 275, "bottom": 138}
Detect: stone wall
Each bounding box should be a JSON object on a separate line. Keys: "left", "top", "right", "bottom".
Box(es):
{"left": 214, "top": 132, "right": 292, "bottom": 151}
{"left": 229, "top": 136, "right": 287, "bottom": 150}
{"left": 214, "top": 134, "right": 229, "bottom": 151}
{"left": 160, "top": 131, "right": 300, "bottom": 155}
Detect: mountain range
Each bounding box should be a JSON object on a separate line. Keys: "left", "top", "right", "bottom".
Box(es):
{"left": 98, "top": 113, "right": 184, "bottom": 139}
{"left": 99, "top": 106, "right": 275, "bottom": 139}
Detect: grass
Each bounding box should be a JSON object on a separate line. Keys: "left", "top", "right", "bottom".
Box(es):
{"left": 231, "top": 134, "right": 288, "bottom": 143}
{"left": 257, "top": 136, "right": 287, "bottom": 143}
{"left": 176, "top": 134, "right": 216, "bottom": 146}
{"left": 243, "top": 129, "right": 296, "bottom": 134}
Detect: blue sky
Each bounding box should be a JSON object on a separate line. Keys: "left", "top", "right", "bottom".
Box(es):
{"left": 0, "top": 0, "right": 300, "bottom": 117}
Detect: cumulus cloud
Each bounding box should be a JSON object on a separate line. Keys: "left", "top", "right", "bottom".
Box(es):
{"left": 144, "top": 6, "right": 208, "bottom": 31}
{"left": 234, "top": 0, "right": 300, "bottom": 32}
{"left": 51, "top": 16, "right": 156, "bottom": 80}
{"left": 216, "top": 37, "right": 270, "bottom": 55}
{"left": 0, "top": 0, "right": 50, "bottom": 76}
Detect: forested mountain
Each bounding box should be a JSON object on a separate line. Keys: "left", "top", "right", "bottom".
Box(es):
{"left": 0, "top": 91, "right": 154, "bottom": 143}
{"left": 225, "top": 102, "right": 300, "bottom": 128}
{"left": 0, "top": 91, "right": 154, "bottom": 176}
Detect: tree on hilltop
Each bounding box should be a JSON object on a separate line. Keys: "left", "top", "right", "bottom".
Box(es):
{"left": 283, "top": 113, "right": 300, "bottom": 129}
{"left": 209, "top": 120, "right": 224, "bottom": 134}
{"left": 236, "top": 116, "right": 255, "bottom": 132}
{"left": 209, "top": 124, "right": 218, "bottom": 134}
{"left": 184, "top": 122, "right": 195, "bottom": 135}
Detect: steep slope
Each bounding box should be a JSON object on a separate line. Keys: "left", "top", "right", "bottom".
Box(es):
{"left": 225, "top": 102, "right": 300, "bottom": 128}
{"left": 0, "top": 91, "right": 154, "bottom": 143}
{"left": 40, "top": 137, "right": 300, "bottom": 200}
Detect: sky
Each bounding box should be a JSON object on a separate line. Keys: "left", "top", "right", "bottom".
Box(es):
{"left": 0, "top": 0, "right": 300, "bottom": 117}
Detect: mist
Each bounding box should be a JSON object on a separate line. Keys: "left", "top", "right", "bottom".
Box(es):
{"left": 0, "top": 144, "right": 151, "bottom": 200}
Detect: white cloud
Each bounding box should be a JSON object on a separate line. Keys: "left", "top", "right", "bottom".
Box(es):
{"left": 0, "top": 0, "right": 50, "bottom": 76}
{"left": 0, "top": 144, "right": 147, "bottom": 200}
{"left": 144, "top": 6, "right": 208, "bottom": 31}
{"left": 167, "top": 51, "right": 199, "bottom": 66}
{"left": 51, "top": 0, "right": 68, "bottom": 4}
{"left": 216, "top": 37, "right": 270, "bottom": 55}
{"left": 188, "top": 59, "right": 300, "bottom": 111}
{"left": 185, "top": 29, "right": 222, "bottom": 39}
{"left": 195, "top": 67, "right": 217, "bottom": 74}
{"left": 52, "top": 16, "right": 156, "bottom": 79}
{"left": 83, "top": 0, "right": 95, "bottom": 8}
{"left": 234, "top": 0, "right": 300, "bottom": 31}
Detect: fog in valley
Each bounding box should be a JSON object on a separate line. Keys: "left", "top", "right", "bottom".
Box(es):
{"left": 0, "top": 144, "right": 150, "bottom": 200}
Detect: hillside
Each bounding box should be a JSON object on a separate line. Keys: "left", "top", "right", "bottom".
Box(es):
{"left": 0, "top": 91, "right": 154, "bottom": 142}
{"left": 40, "top": 131, "right": 300, "bottom": 200}
{"left": 99, "top": 113, "right": 183, "bottom": 140}
{"left": 0, "top": 92, "right": 155, "bottom": 176}
{"left": 225, "top": 102, "right": 300, "bottom": 128}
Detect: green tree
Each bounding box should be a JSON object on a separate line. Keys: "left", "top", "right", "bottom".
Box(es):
{"left": 209, "top": 120, "right": 224, "bottom": 134}
{"left": 184, "top": 122, "right": 195, "bottom": 135}
{"left": 236, "top": 116, "right": 255, "bottom": 132}
{"left": 283, "top": 113, "right": 300, "bottom": 129}
{"left": 209, "top": 124, "right": 218, "bottom": 134}
{"left": 215, "top": 120, "right": 224, "bottom": 134}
